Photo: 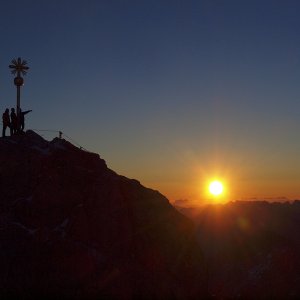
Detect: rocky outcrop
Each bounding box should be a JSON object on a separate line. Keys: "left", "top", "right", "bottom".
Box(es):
{"left": 0, "top": 131, "right": 204, "bottom": 299}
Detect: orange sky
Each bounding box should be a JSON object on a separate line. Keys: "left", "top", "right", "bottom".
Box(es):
{"left": 115, "top": 151, "right": 300, "bottom": 205}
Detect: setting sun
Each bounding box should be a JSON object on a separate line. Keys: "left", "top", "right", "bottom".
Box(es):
{"left": 209, "top": 180, "right": 224, "bottom": 196}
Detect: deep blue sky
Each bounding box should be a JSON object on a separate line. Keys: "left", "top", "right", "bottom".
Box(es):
{"left": 1, "top": 1, "right": 300, "bottom": 202}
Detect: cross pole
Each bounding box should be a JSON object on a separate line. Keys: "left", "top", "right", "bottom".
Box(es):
{"left": 9, "top": 57, "right": 29, "bottom": 121}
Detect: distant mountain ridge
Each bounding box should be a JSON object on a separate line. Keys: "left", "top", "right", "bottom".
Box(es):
{"left": 176, "top": 201, "right": 300, "bottom": 298}
{"left": 0, "top": 131, "right": 204, "bottom": 299}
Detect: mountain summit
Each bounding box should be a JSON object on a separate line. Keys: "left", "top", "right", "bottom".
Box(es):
{"left": 0, "top": 131, "right": 204, "bottom": 299}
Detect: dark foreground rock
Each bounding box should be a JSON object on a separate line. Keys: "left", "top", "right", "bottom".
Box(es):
{"left": 0, "top": 131, "right": 204, "bottom": 299}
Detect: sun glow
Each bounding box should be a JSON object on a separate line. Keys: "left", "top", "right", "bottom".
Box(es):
{"left": 209, "top": 180, "right": 224, "bottom": 196}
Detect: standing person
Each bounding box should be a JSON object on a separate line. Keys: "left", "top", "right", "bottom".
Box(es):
{"left": 10, "top": 108, "right": 18, "bottom": 135}
{"left": 19, "top": 108, "right": 32, "bottom": 131}
{"left": 2, "top": 108, "right": 11, "bottom": 137}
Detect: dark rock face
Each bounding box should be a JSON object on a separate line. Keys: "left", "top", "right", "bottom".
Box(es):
{"left": 0, "top": 131, "right": 204, "bottom": 299}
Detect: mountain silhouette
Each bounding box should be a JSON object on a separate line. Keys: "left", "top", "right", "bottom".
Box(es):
{"left": 0, "top": 131, "right": 204, "bottom": 299}
{"left": 177, "top": 201, "right": 300, "bottom": 298}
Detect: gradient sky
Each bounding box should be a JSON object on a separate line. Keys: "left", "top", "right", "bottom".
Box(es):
{"left": 1, "top": 0, "right": 300, "bottom": 203}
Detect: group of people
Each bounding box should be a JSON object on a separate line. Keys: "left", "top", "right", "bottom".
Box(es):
{"left": 2, "top": 108, "right": 32, "bottom": 137}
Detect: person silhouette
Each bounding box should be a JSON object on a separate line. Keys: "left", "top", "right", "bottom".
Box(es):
{"left": 2, "top": 108, "right": 11, "bottom": 137}
{"left": 10, "top": 108, "right": 18, "bottom": 135}
{"left": 19, "top": 108, "right": 32, "bottom": 131}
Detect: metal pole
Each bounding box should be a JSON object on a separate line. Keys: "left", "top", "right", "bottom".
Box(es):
{"left": 17, "top": 85, "right": 20, "bottom": 116}
{"left": 9, "top": 58, "right": 29, "bottom": 131}
{"left": 16, "top": 70, "right": 21, "bottom": 131}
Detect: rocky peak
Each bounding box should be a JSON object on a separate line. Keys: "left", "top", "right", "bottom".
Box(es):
{"left": 0, "top": 131, "right": 204, "bottom": 299}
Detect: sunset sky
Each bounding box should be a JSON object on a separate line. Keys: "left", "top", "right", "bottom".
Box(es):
{"left": 1, "top": 1, "right": 300, "bottom": 203}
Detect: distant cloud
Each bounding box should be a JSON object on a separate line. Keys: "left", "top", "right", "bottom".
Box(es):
{"left": 236, "top": 196, "right": 290, "bottom": 202}
{"left": 173, "top": 198, "right": 201, "bottom": 207}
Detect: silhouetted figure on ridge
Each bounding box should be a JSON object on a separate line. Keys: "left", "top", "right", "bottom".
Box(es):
{"left": 2, "top": 108, "right": 11, "bottom": 137}
{"left": 10, "top": 108, "right": 17, "bottom": 135}
{"left": 19, "top": 108, "right": 32, "bottom": 131}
